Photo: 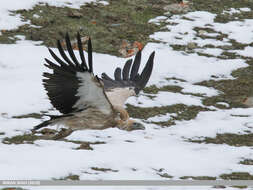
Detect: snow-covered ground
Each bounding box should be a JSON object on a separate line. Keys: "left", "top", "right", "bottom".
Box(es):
{"left": 1, "top": 0, "right": 253, "bottom": 186}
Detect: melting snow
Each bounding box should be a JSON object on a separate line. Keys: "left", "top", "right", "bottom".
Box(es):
{"left": 0, "top": 0, "right": 253, "bottom": 183}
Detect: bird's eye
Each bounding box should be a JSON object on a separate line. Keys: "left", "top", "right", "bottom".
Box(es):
{"left": 133, "top": 122, "right": 139, "bottom": 127}
{"left": 132, "top": 122, "right": 145, "bottom": 130}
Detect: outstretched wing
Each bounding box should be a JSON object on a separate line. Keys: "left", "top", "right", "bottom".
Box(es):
{"left": 102, "top": 50, "right": 155, "bottom": 107}
{"left": 43, "top": 33, "right": 112, "bottom": 115}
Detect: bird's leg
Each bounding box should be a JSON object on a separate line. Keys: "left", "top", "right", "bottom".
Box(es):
{"left": 113, "top": 105, "right": 129, "bottom": 121}
{"left": 113, "top": 105, "right": 145, "bottom": 131}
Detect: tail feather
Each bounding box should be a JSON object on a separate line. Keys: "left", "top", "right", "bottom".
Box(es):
{"left": 32, "top": 113, "right": 73, "bottom": 132}
{"left": 32, "top": 120, "right": 52, "bottom": 132}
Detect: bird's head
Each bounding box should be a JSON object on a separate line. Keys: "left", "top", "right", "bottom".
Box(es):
{"left": 116, "top": 119, "right": 145, "bottom": 131}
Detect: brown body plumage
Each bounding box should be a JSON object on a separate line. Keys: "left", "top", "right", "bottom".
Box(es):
{"left": 45, "top": 106, "right": 138, "bottom": 131}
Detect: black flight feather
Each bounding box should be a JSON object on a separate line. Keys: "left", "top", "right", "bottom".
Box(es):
{"left": 88, "top": 38, "right": 93, "bottom": 73}
{"left": 114, "top": 68, "right": 122, "bottom": 81}
{"left": 65, "top": 33, "right": 81, "bottom": 69}
{"left": 77, "top": 32, "right": 88, "bottom": 70}
{"left": 102, "top": 73, "right": 114, "bottom": 81}
{"left": 137, "top": 51, "right": 155, "bottom": 91}
{"left": 57, "top": 40, "right": 76, "bottom": 68}
{"left": 122, "top": 59, "right": 132, "bottom": 80}
{"left": 130, "top": 50, "right": 141, "bottom": 80}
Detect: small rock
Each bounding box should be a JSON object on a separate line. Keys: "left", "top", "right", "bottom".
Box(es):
{"left": 158, "top": 173, "right": 173, "bottom": 178}
{"left": 1, "top": 113, "right": 8, "bottom": 118}
{"left": 30, "top": 31, "right": 41, "bottom": 41}
{"left": 213, "top": 185, "right": 226, "bottom": 189}
{"left": 198, "top": 30, "right": 206, "bottom": 35}
{"left": 40, "top": 128, "right": 57, "bottom": 135}
{"left": 111, "top": 23, "right": 122, "bottom": 27}
{"left": 164, "top": 11, "right": 172, "bottom": 16}
{"left": 152, "top": 4, "right": 164, "bottom": 9}
{"left": 187, "top": 42, "right": 197, "bottom": 49}
{"left": 242, "top": 97, "right": 253, "bottom": 107}
{"left": 64, "top": 174, "right": 80, "bottom": 180}
{"left": 163, "top": 3, "right": 190, "bottom": 14}
{"left": 76, "top": 143, "right": 93, "bottom": 150}
{"left": 52, "top": 128, "right": 73, "bottom": 140}
{"left": 67, "top": 10, "right": 82, "bottom": 18}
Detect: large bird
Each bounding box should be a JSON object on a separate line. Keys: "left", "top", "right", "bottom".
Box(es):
{"left": 33, "top": 33, "right": 155, "bottom": 132}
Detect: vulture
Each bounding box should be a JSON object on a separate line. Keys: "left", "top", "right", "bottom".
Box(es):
{"left": 33, "top": 33, "right": 155, "bottom": 132}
